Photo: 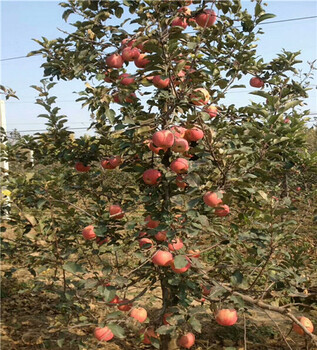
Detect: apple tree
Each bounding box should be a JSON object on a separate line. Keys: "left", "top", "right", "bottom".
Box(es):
{"left": 2, "top": 0, "right": 317, "bottom": 349}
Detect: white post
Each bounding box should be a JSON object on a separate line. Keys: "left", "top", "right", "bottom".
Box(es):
{"left": 0, "top": 100, "right": 9, "bottom": 173}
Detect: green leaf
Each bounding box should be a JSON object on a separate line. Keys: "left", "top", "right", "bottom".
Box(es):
{"left": 104, "top": 286, "right": 117, "bottom": 302}
{"left": 156, "top": 325, "right": 175, "bottom": 335}
{"left": 189, "top": 316, "right": 202, "bottom": 333}
{"left": 63, "top": 262, "right": 86, "bottom": 274}
{"left": 173, "top": 255, "right": 188, "bottom": 269}
{"left": 56, "top": 338, "right": 65, "bottom": 348}
{"left": 115, "top": 7, "right": 123, "bottom": 18}
{"left": 230, "top": 270, "right": 243, "bottom": 286}
{"left": 256, "top": 13, "right": 276, "bottom": 24}
{"left": 107, "top": 323, "right": 125, "bottom": 339}
{"left": 258, "top": 190, "right": 268, "bottom": 201}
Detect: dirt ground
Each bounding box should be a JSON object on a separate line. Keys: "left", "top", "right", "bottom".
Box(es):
{"left": 1, "top": 262, "right": 316, "bottom": 350}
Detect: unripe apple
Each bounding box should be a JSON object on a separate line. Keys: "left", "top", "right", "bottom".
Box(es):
{"left": 168, "top": 237, "right": 184, "bottom": 251}
{"left": 170, "top": 158, "right": 189, "bottom": 174}
{"left": 94, "top": 327, "right": 114, "bottom": 342}
{"left": 171, "top": 17, "right": 188, "bottom": 30}
{"left": 176, "top": 175, "right": 188, "bottom": 188}
{"left": 82, "top": 225, "right": 96, "bottom": 240}
{"left": 172, "top": 137, "right": 189, "bottom": 153}
{"left": 153, "top": 75, "right": 170, "bottom": 89}
{"left": 170, "top": 257, "right": 191, "bottom": 273}
{"left": 185, "top": 127, "right": 204, "bottom": 142}
{"left": 203, "top": 192, "right": 222, "bottom": 207}
{"left": 109, "top": 204, "right": 124, "bottom": 219}
{"left": 203, "top": 105, "right": 218, "bottom": 118}
{"left": 152, "top": 130, "right": 175, "bottom": 148}
{"left": 119, "top": 73, "right": 135, "bottom": 85}
{"left": 139, "top": 238, "right": 153, "bottom": 249}
{"left": 215, "top": 204, "right": 230, "bottom": 217}
{"left": 142, "top": 328, "right": 158, "bottom": 344}
{"left": 195, "top": 9, "right": 217, "bottom": 27}
{"left": 152, "top": 250, "right": 173, "bottom": 266}
{"left": 143, "top": 169, "right": 162, "bottom": 185}
{"left": 250, "top": 77, "right": 264, "bottom": 88}
{"left": 75, "top": 162, "right": 90, "bottom": 172}
{"left": 162, "top": 313, "right": 173, "bottom": 325}
{"left": 155, "top": 231, "right": 167, "bottom": 241}
{"left": 170, "top": 126, "right": 187, "bottom": 138}
{"left": 117, "top": 299, "right": 133, "bottom": 312}
{"left": 215, "top": 309, "right": 238, "bottom": 326}
{"left": 190, "top": 88, "right": 210, "bottom": 105}
{"left": 130, "top": 307, "right": 147, "bottom": 323}
{"left": 145, "top": 215, "right": 160, "bottom": 229}
{"left": 121, "top": 47, "right": 140, "bottom": 61}
{"left": 134, "top": 54, "right": 150, "bottom": 68}
{"left": 178, "top": 332, "right": 195, "bottom": 348}
{"left": 293, "top": 316, "right": 314, "bottom": 335}
{"left": 106, "top": 53, "right": 123, "bottom": 68}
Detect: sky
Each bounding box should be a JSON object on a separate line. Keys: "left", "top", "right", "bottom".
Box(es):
{"left": 1, "top": 0, "right": 317, "bottom": 137}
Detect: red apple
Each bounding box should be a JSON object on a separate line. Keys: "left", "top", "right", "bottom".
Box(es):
{"left": 188, "top": 249, "right": 200, "bottom": 258}
{"left": 171, "top": 17, "right": 188, "bottom": 30}
{"left": 130, "top": 307, "right": 147, "bottom": 323}
{"left": 162, "top": 313, "right": 173, "bottom": 325}
{"left": 122, "top": 46, "right": 140, "bottom": 61}
{"left": 250, "top": 77, "right": 264, "bottom": 88}
{"left": 152, "top": 130, "right": 175, "bottom": 148}
{"left": 168, "top": 237, "right": 184, "bottom": 251}
{"left": 153, "top": 75, "right": 170, "bottom": 89}
{"left": 293, "top": 316, "right": 314, "bottom": 336}
{"left": 148, "top": 141, "right": 166, "bottom": 154}
{"left": 119, "top": 73, "right": 135, "bottom": 85}
{"left": 112, "top": 92, "right": 137, "bottom": 104}
{"left": 195, "top": 9, "right": 217, "bottom": 27}
{"left": 296, "top": 186, "right": 301, "bottom": 192}
{"left": 178, "top": 332, "right": 195, "bottom": 348}
{"left": 215, "top": 204, "right": 230, "bottom": 217}
{"left": 101, "top": 156, "right": 122, "bottom": 169}
{"left": 172, "top": 137, "right": 189, "bottom": 153}
{"left": 75, "top": 162, "right": 90, "bottom": 172}
{"left": 185, "top": 127, "right": 204, "bottom": 142}
{"left": 203, "top": 192, "right": 222, "bottom": 207}
{"left": 142, "top": 328, "right": 158, "bottom": 344}
{"left": 170, "top": 126, "right": 187, "bottom": 138}
{"left": 170, "top": 257, "right": 191, "bottom": 273}
{"left": 94, "top": 327, "right": 114, "bottom": 342}
{"left": 203, "top": 105, "right": 218, "bottom": 118}
{"left": 215, "top": 309, "right": 238, "bottom": 326}
{"left": 82, "top": 225, "right": 96, "bottom": 240}
{"left": 190, "top": 88, "right": 210, "bottom": 105}
{"left": 134, "top": 54, "right": 150, "bottom": 68}
{"left": 117, "top": 299, "right": 133, "bottom": 312}
{"left": 107, "top": 295, "right": 120, "bottom": 306}
{"left": 284, "top": 118, "right": 291, "bottom": 124}
{"left": 176, "top": 175, "right": 188, "bottom": 188}
{"left": 143, "top": 169, "right": 162, "bottom": 185}
{"left": 170, "top": 158, "right": 189, "bottom": 174}
{"left": 202, "top": 285, "right": 211, "bottom": 296}
{"left": 106, "top": 53, "right": 123, "bottom": 68}
{"left": 178, "top": 6, "right": 191, "bottom": 16}
{"left": 152, "top": 250, "right": 173, "bottom": 266}
{"left": 121, "top": 38, "right": 136, "bottom": 48}
{"left": 145, "top": 215, "right": 160, "bottom": 229}
{"left": 109, "top": 204, "right": 124, "bottom": 219}
{"left": 139, "top": 238, "right": 153, "bottom": 249}
{"left": 155, "top": 231, "right": 167, "bottom": 242}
